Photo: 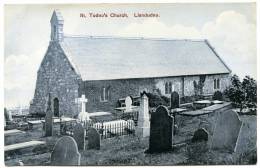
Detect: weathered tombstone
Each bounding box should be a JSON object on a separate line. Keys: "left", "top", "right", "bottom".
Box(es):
{"left": 136, "top": 91, "right": 150, "bottom": 138}
{"left": 4, "top": 108, "right": 13, "bottom": 123}
{"left": 192, "top": 128, "right": 209, "bottom": 142}
{"left": 170, "top": 91, "right": 180, "bottom": 109}
{"left": 212, "top": 91, "right": 223, "bottom": 101}
{"left": 170, "top": 91, "right": 179, "bottom": 135}
{"left": 45, "top": 93, "right": 53, "bottom": 137}
{"left": 148, "top": 105, "right": 173, "bottom": 153}
{"left": 87, "top": 127, "right": 101, "bottom": 150}
{"left": 125, "top": 96, "right": 133, "bottom": 111}
{"left": 211, "top": 110, "right": 242, "bottom": 153}
{"left": 51, "top": 136, "right": 81, "bottom": 166}
{"left": 73, "top": 123, "right": 86, "bottom": 150}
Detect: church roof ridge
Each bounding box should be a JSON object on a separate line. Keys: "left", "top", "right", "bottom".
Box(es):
{"left": 63, "top": 34, "right": 206, "bottom": 42}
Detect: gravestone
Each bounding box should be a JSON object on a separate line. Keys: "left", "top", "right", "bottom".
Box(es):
{"left": 148, "top": 105, "right": 173, "bottom": 153}
{"left": 171, "top": 91, "right": 180, "bottom": 109}
{"left": 87, "top": 128, "right": 101, "bottom": 150}
{"left": 75, "top": 94, "right": 90, "bottom": 123}
{"left": 136, "top": 91, "right": 150, "bottom": 138}
{"left": 125, "top": 96, "right": 133, "bottom": 111}
{"left": 211, "top": 110, "right": 242, "bottom": 153}
{"left": 51, "top": 136, "right": 81, "bottom": 166}
{"left": 73, "top": 123, "right": 86, "bottom": 150}
{"left": 45, "top": 93, "right": 53, "bottom": 137}
{"left": 213, "top": 91, "right": 223, "bottom": 101}
{"left": 4, "top": 108, "right": 13, "bottom": 124}
{"left": 192, "top": 128, "right": 208, "bottom": 142}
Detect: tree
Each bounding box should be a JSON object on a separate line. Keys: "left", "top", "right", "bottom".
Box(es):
{"left": 224, "top": 74, "right": 257, "bottom": 112}
{"left": 242, "top": 76, "right": 257, "bottom": 109}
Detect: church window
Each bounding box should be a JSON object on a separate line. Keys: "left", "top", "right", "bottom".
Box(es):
{"left": 214, "top": 79, "right": 220, "bottom": 90}
{"left": 101, "top": 86, "right": 110, "bottom": 102}
{"left": 165, "top": 82, "right": 172, "bottom": 94}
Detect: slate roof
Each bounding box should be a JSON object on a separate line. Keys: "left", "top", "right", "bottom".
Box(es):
{"left": 60, "top": 35, "right": 231, "bottom": 81}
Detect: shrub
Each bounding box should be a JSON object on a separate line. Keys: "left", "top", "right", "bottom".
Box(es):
{"left": 224, "top": 75, "right": 257, "bottom": 113}
{"left": 146, "top": 93, "right": 170, "bottom": 107}
{"left": 212, "top": 91, "right": 223, "bottom": 101}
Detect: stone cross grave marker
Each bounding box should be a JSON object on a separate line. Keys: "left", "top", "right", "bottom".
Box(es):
{"left": 75, "top": 94, "right": 88, "bottom": 113}
{"left": 171, "top": 91, "right": 180, "bottom": 109}
{"left": 73, "top": 123, "right": 86, "bottom": 150}
{"left": 125, "top": 96, "right": 133, "bottom": 111}
{"left": 136, "top": 91, "right": 150, "bottom": 138}
{"left": 211, "top": 110, "right": 242, "bottom": 153}
{"left": 87, "top": 127, "right": 101, "bottom": 150}
{"left": 148, "top": 105, "right": 173, "bottom": 153}
{"left": 51, "top": 136, "right": 81, "bottom": 166}
{"left": 45, "top": 93, "right": 53, "bottom": 137}
{"left": 75, "top": 94, "right": 90, "bottom": 122}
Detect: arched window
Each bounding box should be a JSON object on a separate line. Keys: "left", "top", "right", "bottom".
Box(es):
{"left": 214, "top": 79, "right": 220, "bottom": 90}
{"left": 165, "top": 82, "right": 172, "bottom": 94}
{"left": 165, "top": 82, "right": 168, "bottom": 94}
{"left": 101, "top": 86, "right": 110, "bottom": 102}
{"left": 169, "top": 82, "right": 172, "bottom": 93}
{"left": 217, "top": 79, "right": 220, "bottom": 89}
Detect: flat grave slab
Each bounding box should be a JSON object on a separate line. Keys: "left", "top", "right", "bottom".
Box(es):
{"left": 5, "top": 140, "right": 46, "bottom": 152}
{"left": 28, "top": 120, "right": 43, "bottom": 125}
{"left": 114, "top": 106, "right": 139, "bottom": 112}
{"left": 181, "top": 102, "right": 232, "bottom": 116}
{"left": 202, "top": 102, "right": 232, "bottom": 112}
{"left": 4, "top": 129, "right": 25, "bottom": 137}
{"left": 194, "top": 100, "right": 212, "bottom": 104}
{"left": 171, "top": 108, "right": 187, "bottom": 113}
{"left": 180, "top": 110, "right": 211, "bottom": 116}
{"left": 42, "top": 117, "right": 77, "bottom": 123}
{"left": 89, "top": 112, "right": 112, "bottom": 117}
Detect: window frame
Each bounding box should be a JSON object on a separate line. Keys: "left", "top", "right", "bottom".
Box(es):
{"left": 214, "top": 78, "right": 220, "bottom": 90}
{"left": 100, "top": 87, "right": 110, "bottom": 102}
{"left": 165, "top": 82, "right": 172, "bottom": 94}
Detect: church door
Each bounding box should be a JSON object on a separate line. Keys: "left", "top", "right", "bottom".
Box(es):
{"left": 53, "top": 98, "right": 59, "bottom": 117}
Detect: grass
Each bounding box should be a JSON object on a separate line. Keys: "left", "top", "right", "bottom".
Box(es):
{"left": 5, "top": 114, "right": 257, "bottom": 166}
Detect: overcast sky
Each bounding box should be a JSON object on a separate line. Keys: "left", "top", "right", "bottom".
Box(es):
{"left": 4, "top": 3, "right": 256, "bottom": 108}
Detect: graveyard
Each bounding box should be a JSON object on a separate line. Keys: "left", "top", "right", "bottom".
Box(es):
{"left": 4, "top": 91, "right": 257, "bottom": 166}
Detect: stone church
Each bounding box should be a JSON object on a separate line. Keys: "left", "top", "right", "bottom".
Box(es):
{"left": 29, "top": 10, "right": 231, "bottom": 117}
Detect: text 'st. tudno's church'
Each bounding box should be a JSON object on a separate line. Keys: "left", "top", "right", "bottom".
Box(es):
{"left": 29, "top": 10, "right": 231, "bottom": 117}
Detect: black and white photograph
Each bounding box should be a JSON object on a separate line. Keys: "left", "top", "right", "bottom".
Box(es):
{"left": 2, "top": 1, "right": 258, "bottom": 166}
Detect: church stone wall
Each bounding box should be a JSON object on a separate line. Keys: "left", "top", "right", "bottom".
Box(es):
{"left": 29, "top": 41, "right": 81, "bottom": 117}
{"left": 81, "top": 78, "right": 156, "bottom": 113}
{"left": 82, "top": 74, "right": 230, "bottom": 113}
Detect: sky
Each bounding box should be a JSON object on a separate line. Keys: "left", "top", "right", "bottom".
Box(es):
{"left": 4, "top": 3, "right": 256, "bottom": 108}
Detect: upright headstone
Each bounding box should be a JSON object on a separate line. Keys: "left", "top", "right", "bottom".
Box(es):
{"left": 73, "top": 123, "right": 86, "bottom": 150}
{"left": 51, "top": 136, "right": 81, "bottom": 166}
{"left": 4, "top": 108, "right": 13, "bottom": 123}
{"left": 125, "top": 96, "right": 133, "bottom": 112}
{"left": 45, "top": 93, "right": 53, "bottom": 137}
{"left": 211, "top": 110, "right": 242, "bottom": 153}
{"left": 87, "top": 128, "right": 101, "bottom": 150}
{"left": 170, "top": 91, "right": 179, "bottom": 135}
{"left": 136, "top": 91, "right": 150, "bottom": 138}
{"left": 213, "top": 91, "right": 223, "bottom": 101}
{"left": 192, "top": 128, "right": 209, "bottom": 142}
{"left": 148, "top": 105, "right": 173, "bottom": 153}
{"left": 170, "top": 91, "right": 180, "bottom": 109}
